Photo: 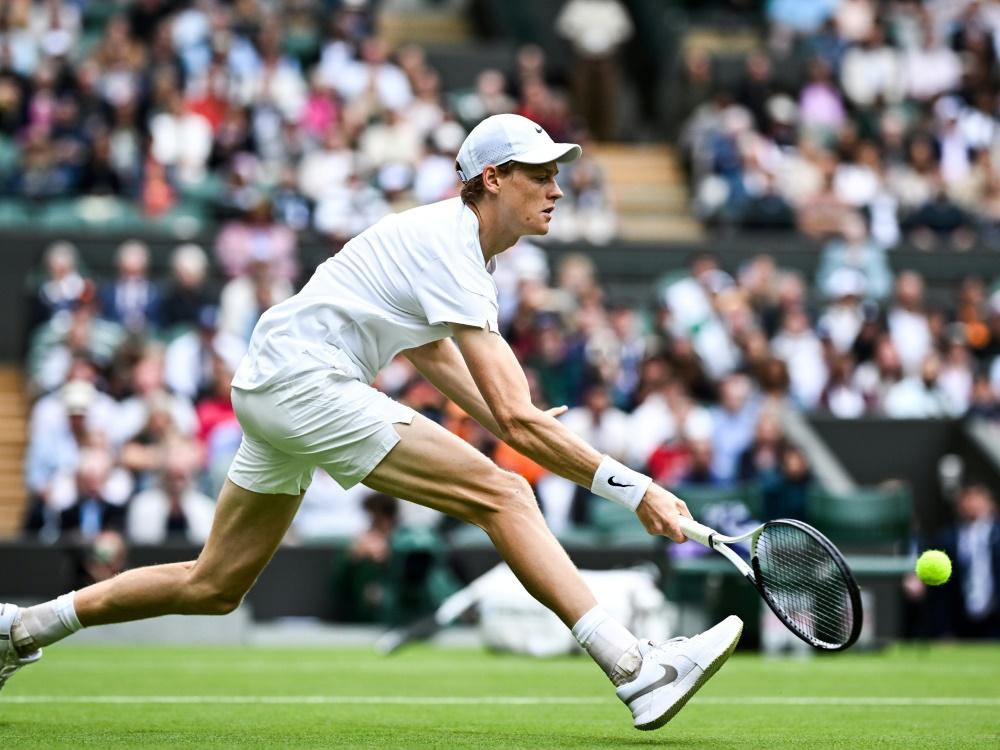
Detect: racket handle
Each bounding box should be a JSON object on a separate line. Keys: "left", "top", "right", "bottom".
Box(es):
{"left": 677, "top": 516, "right": 717, "bottom": 548}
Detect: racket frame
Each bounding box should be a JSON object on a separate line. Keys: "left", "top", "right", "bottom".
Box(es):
{"left": 677, "top": 515, "right": 863, "bottom": 651}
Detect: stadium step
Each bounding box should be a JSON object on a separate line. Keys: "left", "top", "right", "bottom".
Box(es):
{"left": 0, "top": 366, "right": 27, "bottom": 538}
{"left": 378, "top": 0, "right": 473, "bottom": 47}
{"left": 589, "top": 144, "right": 704, "bottom": 243}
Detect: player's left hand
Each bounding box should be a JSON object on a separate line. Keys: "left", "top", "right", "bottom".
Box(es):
{"left": 544, "top": 405, "right": 568, "bottom": 418}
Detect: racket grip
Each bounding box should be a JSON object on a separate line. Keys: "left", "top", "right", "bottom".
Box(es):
{"left": 677, "top": 516, "right": 716, "bottom": 548}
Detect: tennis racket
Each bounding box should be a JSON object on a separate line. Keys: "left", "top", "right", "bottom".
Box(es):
{"left": 678, "top": 516, "right": 862, "bottom": 651}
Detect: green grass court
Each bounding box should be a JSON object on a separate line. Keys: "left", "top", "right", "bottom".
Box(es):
{"left": 2, "top": 644, "right": 998, "bottom": 748}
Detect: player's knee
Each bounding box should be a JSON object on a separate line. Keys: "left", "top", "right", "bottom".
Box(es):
{"left": 476, "top": 471, "right": 539, "bottom": 529}
{"left": 199, "top": 586, "right": 245, "bottom": 615}
{"left": 185, "top": 574, "right": 247, "bottom": 615}
{"left": 505, "top": 472, "right": 538, "bottom": 516}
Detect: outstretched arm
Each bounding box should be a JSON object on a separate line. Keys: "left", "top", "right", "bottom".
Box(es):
{"left": 449, "top": 324, "right": 692, "bottom": 541}
{"left": 403, "top": 336, "right": 567, "bottom": 437}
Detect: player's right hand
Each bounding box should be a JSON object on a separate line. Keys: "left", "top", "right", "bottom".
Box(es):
{"left": 636, "top": 485, "right": 692, "bottom": 543}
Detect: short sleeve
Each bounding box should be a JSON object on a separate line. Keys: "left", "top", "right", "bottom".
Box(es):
{"left": 414, "top": 258, "right": 499, "bottom": 333}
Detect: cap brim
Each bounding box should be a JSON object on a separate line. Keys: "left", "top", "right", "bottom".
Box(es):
{"left": 512, "top": 142, "right": 582, "bottom": 166}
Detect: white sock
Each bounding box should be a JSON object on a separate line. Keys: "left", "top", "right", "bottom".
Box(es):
{"left": 571, "top": 606, "right": 641, "bottom": 686}
{"left": 12, "top": 592, "right": 83, "bottom": 655}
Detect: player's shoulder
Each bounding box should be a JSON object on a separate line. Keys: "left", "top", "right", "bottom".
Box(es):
{"left": 382, "top": 197, "right": 477, "bottom": 263}
{"left": 393, "top": 196, "right": 466, "bottom": 234}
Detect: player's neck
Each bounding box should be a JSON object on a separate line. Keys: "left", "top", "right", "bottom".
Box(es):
{"left": 469, "top": 200, "right": 519, "bottom": 264}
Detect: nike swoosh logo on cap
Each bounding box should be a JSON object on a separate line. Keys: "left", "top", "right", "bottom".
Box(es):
{"left": 535, "top": 126, "right": 542, "bottom": 133}
{"left": 629, "top": 663, "right": 679, "bottom": 701}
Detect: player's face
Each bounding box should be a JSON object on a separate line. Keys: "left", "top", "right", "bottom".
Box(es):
{"left": 502, "top": 162, "right": 563, "bottom": 236}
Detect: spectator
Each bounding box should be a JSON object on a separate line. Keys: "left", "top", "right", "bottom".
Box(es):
{"left": 561, "top": 381, "right": 629, "bottom": 462}
{"left": 333, "top": 36, "right": 412, "bottom": 117}
{"left": 330, "top": 492, "right": 400, "bottom": 623}
{"left": 98, "top": 240, "right": 163, "bottom": 333}
{"left": 737, "top": 411, "right": 786, "bottom": 482}
{"left": 160, "top": 243, "right": 212, "bottom": 331}
{"left": 888, "top": 271, "right": 933, "bottom": 376}
{"left": 116, "top": 344, "right": 197, "bottom": 444}
{"left": 298, "top": 124, "right": 360, "bottom": 203}
{"left": 840, "top": 24, "right": 905, "bottom": 107}
{"left": 126, "top": 451, "right": 216, "bottom": 544}
{"left": 815, "top": 214, "right": 893, "bottom": 304}
{"left": 218, "top": 249, "right": 293, "bottom": 343}
{"left": 759, "top": 444, "right": 813, "bottom": 521}
{"left": 119, "top": 390, "right": 200, "bottom": 491}
{"left": 798, "top": 58, "right": 845, "bottom": 142}
{"left": 817, "top": 268, "right": 867, "bottom": 355}
{"left": 555, "top": 0, "right": 633, "bottom": 141}
{"left": 75, "top": 530, "right": 128, "bottom": 589}
{"left": 452, "top": 68, "right": 515, "bottom": 131}
{"left": 902, "top": 21, "right": 962, "bottom": 102}
{"left": 165, "top": 305, "right": 245, "bottom": 402}
{"left": 55, "top": 446, "right": 130, "bottom": 542}
{"left": 30, "top": 241, "right": 87, "bottom": 331}
{"left": 771, "top": 305, "right": 828, "bottom": 410}
{"left": 819, "top": 352, "right": 867, "bottom": 418}
{"left": 968, "top": 371, "right": 1000, "bottom": 421}
{"left": 412, "top": 121, "right": 464, "bottom": 206}
{"left": 883, "top": 352, "right": 953, "bottom": 418}
{"left": 854, "top": 334, "right": 904, "bottom": 411}
{"left": 917, "top": 484, "right": 1000, "bottom": 639}
{"left": 676, "top": 437, "right": 729, "bottom": 489}
{"left": 526, "top": 315, "right": 588, "bottom": 410}
{"left": 28, "top": 284, "right": 126, "bottom": 393}
{"left": 214, "top": 197, "right": 298, "bottom": 282}
{"left": 24, "top": 378, "right": 99, "bottom": 533}
{"left": 149, "top": 89, "right": 214, "bottom": 186}
{"left": 709, "top": 373, "right": 759, "bottom": 483}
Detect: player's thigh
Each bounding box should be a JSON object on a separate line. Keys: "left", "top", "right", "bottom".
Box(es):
{"left": 189, "top": 478, "right": 303, "bottom": 596}
{"left": 362, "top": 413, "right": 534, "bottom": 526}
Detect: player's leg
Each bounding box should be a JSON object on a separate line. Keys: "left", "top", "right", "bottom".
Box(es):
{"left": 363, "top": 413, "right": 598, "bottom": 627}
{"left": 362, "top": 414, "right": 643, "bottom": 683}
{"left": 3, "top": 479, "right": 302, "bottom": 676}
{"left": 74, "top": 479, "right": 303, "bottom": 625}
{"left": 363, "top": 414, "right": 742, "bottom": 729}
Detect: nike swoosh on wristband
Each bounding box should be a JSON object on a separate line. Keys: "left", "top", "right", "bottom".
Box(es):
{"left": 629, "top": 664, "right": 679, "bottom": 701}
{"left": 608, "top": 476, "right": 634, "bottom": 488}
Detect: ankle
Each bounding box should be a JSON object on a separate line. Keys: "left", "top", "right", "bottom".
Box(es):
{"left": 10, "top": 616, "right": 39, "bottom": 657}
{"left": 610, "top": 641, "right": 643, "bottom": 687}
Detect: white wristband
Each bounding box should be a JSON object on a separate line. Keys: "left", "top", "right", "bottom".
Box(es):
{"left": 591, "top": 456, "right": 652, "bottom": 512}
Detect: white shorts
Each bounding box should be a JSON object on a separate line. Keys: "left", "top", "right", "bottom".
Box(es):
{"left": 227, "top": 369, "right": 417, "bottom": 495}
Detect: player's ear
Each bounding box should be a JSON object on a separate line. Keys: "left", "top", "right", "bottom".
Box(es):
{"left": 481, "top": 164, "right": 502, "bottom": 195}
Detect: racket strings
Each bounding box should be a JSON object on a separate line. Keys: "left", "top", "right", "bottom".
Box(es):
{"left": 755, "top": 523, "right": 857, "bottom": 648}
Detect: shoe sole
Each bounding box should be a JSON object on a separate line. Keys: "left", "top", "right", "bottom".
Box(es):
{"left": 635, "top": 620, "right": 743, "bottom": 731}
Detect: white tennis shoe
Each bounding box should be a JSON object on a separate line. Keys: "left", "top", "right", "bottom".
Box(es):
{"left": 1, "top": 603, "right": 42, "bottom": 693}
{"left": 617, "top": 615, "right": 743, "bottom": 730}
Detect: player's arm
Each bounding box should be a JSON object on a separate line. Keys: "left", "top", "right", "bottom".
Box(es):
{"left": 450, "top": 324, "right": 691, "bottom": 542}
{"left": 402, "top": 337, "right": 503, "bottom": 434}
{"left": 403, "top": 337, "right": 566, "bottom": 437}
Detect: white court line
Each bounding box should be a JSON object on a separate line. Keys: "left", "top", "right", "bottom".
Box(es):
{"left": 3, "top": 696, "right": 999, "bottom": 707}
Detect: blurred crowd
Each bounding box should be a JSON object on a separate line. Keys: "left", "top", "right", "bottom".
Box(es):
{"left": 11, "top": 0, "right": 999, "bottom": 637}
{"left": 22, "top": 228, "right": 1000, "bottom": 549}
{"left": 679, "top": 0, "right": 1000, "bottom": 248}
{"left": 0, "top": 0, "right": 616, "bottom": 243}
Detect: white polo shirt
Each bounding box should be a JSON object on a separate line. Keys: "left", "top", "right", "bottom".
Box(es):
{"left": 232, "top": 197, "right": 499, "bottom": 390}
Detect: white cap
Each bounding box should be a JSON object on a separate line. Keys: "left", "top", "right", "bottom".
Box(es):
{"left": 456, "top": 114, "right": 582, "bottom": 182}
{"left": 62, "top": 379, "right": 96, "bottom": 415}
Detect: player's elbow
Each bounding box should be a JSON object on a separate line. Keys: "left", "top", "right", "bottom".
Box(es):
{"left": 493, "top": 407, "right": 540, "bottom": 448}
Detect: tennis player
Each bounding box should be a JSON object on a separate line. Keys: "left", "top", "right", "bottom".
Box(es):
{"left": 1, "top": 114, "right": 741, "bottom": 730}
